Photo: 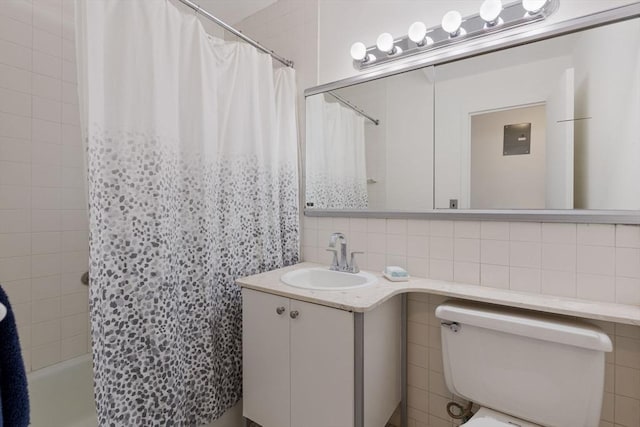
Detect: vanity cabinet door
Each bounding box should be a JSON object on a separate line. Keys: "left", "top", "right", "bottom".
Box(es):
{"left": 242, "top": 289, "right": 291, "bottom": 427}
{"left": 290, "top": 299, "right": 354, "bottom": 427}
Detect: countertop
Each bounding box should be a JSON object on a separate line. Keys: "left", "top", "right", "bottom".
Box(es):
{"left": 237, "top": 262, "right": 640, "bottom": 326}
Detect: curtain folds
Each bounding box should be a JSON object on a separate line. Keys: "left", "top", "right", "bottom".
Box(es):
{"left": 306, "top": 95, "right": 368, "bottom": 209}
{"left": 75, "top": 1, "right": 299, "bottom": 425}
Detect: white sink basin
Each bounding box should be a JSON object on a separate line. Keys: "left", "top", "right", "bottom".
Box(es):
{"left": 281, "top": 268, "right": 378, "bottom": 291}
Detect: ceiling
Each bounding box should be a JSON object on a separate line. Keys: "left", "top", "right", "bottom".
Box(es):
{"left": 196, "top": 0, "right": 277, "bottom": 25}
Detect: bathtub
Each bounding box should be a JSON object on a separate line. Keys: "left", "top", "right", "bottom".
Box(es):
{"left": 28, "top": 354, "right": 97, "bottom": 427}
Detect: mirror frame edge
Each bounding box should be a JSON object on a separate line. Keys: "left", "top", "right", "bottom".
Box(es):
{"left": 303, "top": 2, "right": 640, "bottom": 224}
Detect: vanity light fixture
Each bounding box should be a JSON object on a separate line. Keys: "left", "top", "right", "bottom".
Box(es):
{"left": 408, "top": 21, "right": 434, "bottom": 46}
{"left": 442, "top": 10, "right": 465, "bottom": 37}
{"left": 480, "top": 0, "right": 504, "bottom": 27}
{"left": 523, "top": 0, "right": 548, "bottom": 14}
{"left": 350, "top": 0, "right": 559, "bottom": 70}
{"left": 376, "top": 32, "right": 401, "bottom": 55}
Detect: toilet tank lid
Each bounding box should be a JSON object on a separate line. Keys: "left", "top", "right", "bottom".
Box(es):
{"left": 435, "top": 301, "right": 612, "bottom": 352}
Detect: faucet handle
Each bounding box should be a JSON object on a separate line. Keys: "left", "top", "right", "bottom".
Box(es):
{"left": 349, "top": 251, "right": 364, "bottom": 273}
{"left": 326, "top": 248, "right": 339, "bottom": 270}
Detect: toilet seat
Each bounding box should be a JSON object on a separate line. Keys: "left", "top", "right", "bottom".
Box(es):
{"left": 464, "top": 407, "right": 540, "bottom": 427}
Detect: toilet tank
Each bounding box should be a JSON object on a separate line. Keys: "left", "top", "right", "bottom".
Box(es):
{"left": 436, "top": 301, "right": 612, "bottom": 427}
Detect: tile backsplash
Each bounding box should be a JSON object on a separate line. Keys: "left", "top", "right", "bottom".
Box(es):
{"left": 302, "top": 217, "right": 640, "bottom": 305}
{"left": 0, "top": 0, "right": 89, "bottom": 372}
{"left": 302, "top": 216, "right": 640, "bottom": 427}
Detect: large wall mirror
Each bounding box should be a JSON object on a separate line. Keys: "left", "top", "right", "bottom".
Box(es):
{"left": 305, "top": 9, "right": 640, "bottom": 218}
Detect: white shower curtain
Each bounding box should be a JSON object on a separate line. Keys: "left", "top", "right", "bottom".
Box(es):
{"left": 306, "top": 95, "right": 368, "bottom": 209}
{"left": 75, "top": 1, "right": 299, "bottom": 425}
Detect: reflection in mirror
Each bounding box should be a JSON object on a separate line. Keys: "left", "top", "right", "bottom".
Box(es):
{"left": 305, "top": 67, "right": 434, "bottom": 211}
{"left": 435, "top": 18, "right": 640, "bottom": 210}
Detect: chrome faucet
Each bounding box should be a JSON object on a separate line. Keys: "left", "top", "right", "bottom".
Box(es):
{"left": 326, "top": 232, "right": 363, "bottom": 273}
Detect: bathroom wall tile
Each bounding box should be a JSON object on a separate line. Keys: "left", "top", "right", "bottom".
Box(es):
{"left": 366, "top": 252, "right": 385, "bottom": 272}
{"left": 33, "top": 28, "right": 61, "bottom": 57}
{"left": 601, "top": 392, "right": 614, "bottom": 422}
{"left": 454, "top": 221, "right": 480, "bottom": 239}
{"left": 0, "top": 39, "right": 32, "bottom": 70}
{"left": 0, "top": 209, "right": 30, "bottom": 233}
{"left": 32, "top": 96, "right": 62, "bottom": 122}
{"left": 407, "top": 257, "right": 428, "bottom": 278}
{"left": 31, "top": 296, "right": 60, "bottom": 323}
{"left": 32, "top": 118, "right": 61, "bottom": 143}
{"left": 387, "top": 234, "right": 407, "bottom": 256}
{"left": 509, "top": 222, "right": 541, "bottom": 242}
{"left": 331, "top": 217, "right": 349, "bottom": 232}
{"left": 60, "top": 333, "right": 87, "bottom": 360}
{"left": 31, "top": 319, "right": 60, "bottom": 346}
{"left": 0, "top": 87, "right": 31, "bottom": 117}
{"left": 32, "top": 164, "right": 61, "bottom": 188}
{"left": 480, "top": 264, "right": 509, "bottom": 289}
{"left": 0, "top": 232, "right": 31, "bottom": 257}
{"left": 366, "top": 218, "right": 386, "bottom": 233}
{"left": 510, "top": 241, "right": 541, "bottom": 268}
{"left": 430, "top": 237, "right": 453, "bottom": 261}
{"left": 509, "top": 267, "right": 541, "bottom": 293}
{"left": 480, "top": 239, "right": 509, "bottom": 265}
{"left": 407, "top": 363, "right": 428, "bottom": 390}
{"left": 61, "top": 60, "right": 76, "bottom": 84}
{"left": 430, "top": 220, "right": 453, "bottom": 237}
{"left": 578, "top": 245, "right": 615, "bottom": 276}
{"left": 32, "top": 73, "right": 61, "bottom": 101}
{"left": 614, "top": 395, "right": 640, "bottom": 427}
{"left": 480, "top": 221, "right": 509, "bottom": 240}
{"left": 541, "top": 243, "right": 576, "bottom": 272}
{"left": 0, "top": 137, "right": 31, "bottom": 163}
{"left": 31, "top": 252, "right": 61, "bottom": 277}
{"left": 33, "top": 51, "right": 62, "bottom": 80}
{"left": 454, "top": 238, "right": 479, "bottom": 263}
{"left": 349, "top": 231, "right": 366, "bottom": 252}
{"left": 408, "top": 321, "right": 428, "bottom": 347}
{"left": 429, "top": 259, "right": 453, "bottom": 281}
{"left": 408, "top": 219, "right": 429, "bottom": 236}
{"left": 32, "top": 141, "right": 61, "bottom": 165}
{"left": 60, "top": 291, "right": 87, "bottom": 316}
{"left": 386, "top": 254, "right": 407, "bottom": 269}
{"left": 542, "top": 223, "right": 576, "bottom": 244}
{"left": 61, "top": 81, "right": 77, "bottom": 105}
{"left": 0, "top": 0, "right": 33, "bottom": 24}
{"left": 31, "top": 274, "right": 61, "bottom": 300}
{"left": 0, "top": 14, "right": 33, "bottom": 47}
{"left": 540, "top": 269, "right": 577, "bottom": 298}
{"left": 407, "top": 343, "right": 428, "bottom": 369}
{"left": 0, "top": 63, "right": 31, "bottom": 94}
{"left": 408, "top": 300, "right": 428, "bottom": 325}
{"left": 302, "top": 228, "right": 317, "bottom": 247}
{"left": 0, "top": 112, "right": 31, "bottom": 139}
{"left": 616, "top": 337, "right": 640, "bottom": 370}
{"left": 616, "top": 225, "right": 640, "bottom": 249}
{"left": 349, "top": 217, "right": 366, "bottom": 232}
{"left": 301, "top": 215, "right": 317, "bottom": 229}
{"left": 616, "top": 277, "right": 640, "bottom": 305}
{"left": 62, "top": 39, "right": 75, "bottom": 63}
{"left": 428, "top": 393, "right": 451, "bottom": 421}
{"left": 407, "top": 235, "right": 429, "bottom": 259}
{"left": 60, "top": 313, "right": 87, "bottom": 338}
{"left": 453, "top": 262, "right": 479, "bottom": 285}
{"left": 31, "top": 341, "right": 61, "bottom": 370}
{"left": 0, "top": 184, "right": 30, "bottom": 210}
{"left": 32, "top": 209, "right": 61, "bottom": 231}
{"left": 615, "top": 366, "right": 640, "bottom": 399}
{"left": 3, "top": 278, "right": 31, "bottom": 304}
{"left": 0, "top": 255, "right": 31, "bottom": 281}
{"left": 577, "top": 273, "right": 615, "bottom": 302}
{"left": 387, "top": 219, "right": 407, "bottom": 235}
{"left": 408, "top": 386, "right": 429, "bottom": 413}
{"left": 578, "top": 224, "right": 615, "bottom": 247}
{"left": 616, "top": 248, "right": 640, "bottom": 278}
{"left": 0, "top": 160, "right": 31, "bottom": 187}
{"left": 367, "top": 232, "right": 386, "bottom": 253}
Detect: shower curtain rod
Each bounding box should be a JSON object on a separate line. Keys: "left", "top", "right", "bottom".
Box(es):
{"left": 327, "top": 92, "right": 380, "bottom": 126}
{"left": 177, "top": 0, "right": 294, "bottom": 68}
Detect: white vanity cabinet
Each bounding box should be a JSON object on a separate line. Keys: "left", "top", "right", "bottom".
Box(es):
{"left": 242, "top": 288, "right": 401, "bottom": 427}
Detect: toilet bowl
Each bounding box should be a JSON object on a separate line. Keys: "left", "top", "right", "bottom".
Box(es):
{"left": 463, "top": 407, "right": 538, "bottom": 427}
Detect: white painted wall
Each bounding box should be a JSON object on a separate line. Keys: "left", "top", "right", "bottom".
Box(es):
{"left": 317, "top": 0, "right": 639, "bottom": 84}
{"left": 573, "top": 18, "right": 640, "bottom": 209}
{"left": 470, "top": 105, "right": 547, "bottom": 209}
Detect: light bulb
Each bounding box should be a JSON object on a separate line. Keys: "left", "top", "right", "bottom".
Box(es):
{"left": 350, "top": 42, "right": 367, "bottom": 61}
{"left": 408, "top": 22, "right": 427, "bottom": 44}
{"left": 442, "top": 10, "right": 463, "bottom": 36}
{"left": 523, "top": 0, "right": 548, "bottom": 13}
{"left": 480, "top": 0, "right": 503, "bottom": 25}
{"left": 376, "top": 32, "right": 396, "bottom": 54}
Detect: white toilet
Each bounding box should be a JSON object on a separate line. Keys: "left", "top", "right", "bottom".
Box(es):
{"left": 435, "top": 301, "right": 613, "bottom": 427}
